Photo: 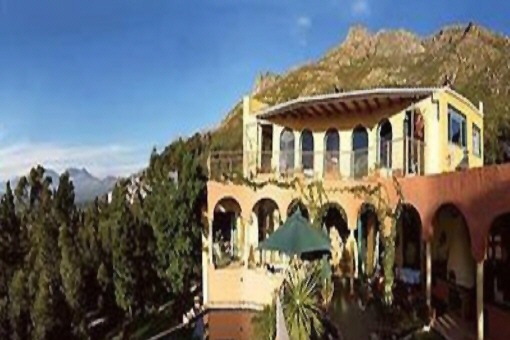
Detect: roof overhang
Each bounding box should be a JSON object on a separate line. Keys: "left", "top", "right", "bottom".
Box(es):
{"left": 256, "top": 87, "right": 443, "bottom": 121}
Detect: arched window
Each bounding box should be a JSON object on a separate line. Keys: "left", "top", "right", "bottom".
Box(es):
{"left": 378, "top": 119, "right": 393, "bottom": 168}
{"left": 301, "top": 129, "right": 314, "bottom": 174}
{"left": 324, "top": 129, "right": 340, "bottom": 176}
{"left": 280, "top": 128, "right": 295, "bottom": 174}
{"left": 352, "top": 125, "right": 368, "bottom": 178}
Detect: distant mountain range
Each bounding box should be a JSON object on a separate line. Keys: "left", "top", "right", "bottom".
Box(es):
{"left": 0, "top": 168, "right": 118, "bottom": 203}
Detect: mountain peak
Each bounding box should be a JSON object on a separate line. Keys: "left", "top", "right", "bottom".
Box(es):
{"left": 1, "top": 167, "right": 118, "bottom": 203}
{"left": 345, "top": 24, "right": 371, "bottom": 42}
{"left": 212, "top": 23, "right": 510, "bottom": 163}
{"left": 67, "top": 167, "right": 92, "bottom": 178}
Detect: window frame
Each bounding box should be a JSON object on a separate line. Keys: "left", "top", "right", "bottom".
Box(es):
{"left": 472, "top": 123, "right": 482, "bottom": 157}
{"left": 447, "top": 105, "right": 467, "bottom": 148}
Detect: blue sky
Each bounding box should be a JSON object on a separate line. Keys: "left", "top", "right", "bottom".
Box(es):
{"left": 0, "top": 0, "right": 508, "bottom": 180}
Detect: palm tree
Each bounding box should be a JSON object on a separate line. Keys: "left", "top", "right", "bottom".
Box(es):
{"left": 281, "top": 261, "right": 324, "bottom": 340}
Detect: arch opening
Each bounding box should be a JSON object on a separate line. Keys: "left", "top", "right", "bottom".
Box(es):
{"left": 318, "top": 203, "right": 349, "bottom": 241}
{"left": 352, "top": 125, "right": 369, "bottom": 179}
{"left": 280, "top": 128, "right": 295, "bottom": 174}
{"left": 301, "top": 129, "right": 314, "bottom": 176}
{"left": 252, "top": 198, "right": 281, "bottom": 265}
{"left": 485, "top": 213, "right": 510, "bottom": 310}
{"left": 212, "top": 198, "right": 242, "bottom": 267}
{"left": 404, "top": 110, "right": 425, "bottom": 174}
{"left": 378, "top": 119, "right": 393, "bottom": 169}
{"left": 253, "top": 199, "right": 281, "bottom": 243}
{"left": 395, "top": 204, "right": 423, "bottom": 285}
{"left": 324, "top": 129, "right": 340, "bottom": 177}
{"left": 287, "top": 199, "right": 310, "bottom": 221}
{"left": 431, "top": 204, "right": 475, "bottom": 322}
{"left": 356, "top": 203, "right": 383, "bottom": 278}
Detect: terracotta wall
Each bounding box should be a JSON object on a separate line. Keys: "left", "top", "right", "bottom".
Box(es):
{"left": 208, "top": 162, "right": 510, "bottom": 262}
{"left": 206, "top": 309, "right": 257, "bottom": 340}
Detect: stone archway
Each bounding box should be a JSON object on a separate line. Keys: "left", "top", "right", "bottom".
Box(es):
{"left": 287, "top": 199, "right": 310, "bottom": 221}
{"left": 395, "top": 204, "right": 423, "bottom": 284}
{"left": 252, "top": 198, "right": 281, "bottom": 265}
{"left": 212, "top": 197, "right": 242, "bottom": 267}
{"left": 484, "top": 213, "right": 510, "bottom": 340}
{"left": 318, "top": 203, "right": 349, "bottom": 241}
{"left": 431, "top": 204, "right": 476, "bottom": 323}
{"left": 356, "top": 203, "right": 382, "bottom": 278}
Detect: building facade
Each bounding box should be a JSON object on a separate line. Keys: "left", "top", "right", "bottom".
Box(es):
{"left": 204, "top": 87, "right": 510, "bottom": 340}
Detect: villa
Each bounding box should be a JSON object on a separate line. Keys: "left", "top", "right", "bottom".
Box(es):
{"left": 202, "top": 87, "right": 510, "bottom": 339}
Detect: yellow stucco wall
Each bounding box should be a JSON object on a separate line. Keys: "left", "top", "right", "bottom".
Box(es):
{"left": 436, "top": 90, "right": 484, "bottom": 171}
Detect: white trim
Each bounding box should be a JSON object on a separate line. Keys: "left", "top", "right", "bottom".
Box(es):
{"left": 443, "top": 88, "right": 484, "bottom": 117}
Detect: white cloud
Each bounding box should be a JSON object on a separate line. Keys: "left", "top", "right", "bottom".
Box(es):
{"left": 351, "top": 0, "right": 370, "bottom": 16}
{"left": 0, "top": 142, "right": 147, "bottom": 180}
{"left": 297, "top": 16, "right": 311, "bottom": 29}
{"left": 296, "top": 15, "right": 312, "bottom": 46}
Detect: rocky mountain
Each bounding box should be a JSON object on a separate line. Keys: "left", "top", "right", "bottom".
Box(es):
{"left": 0, "top": 168, "right": 118, "bottom": 203}
{"left": 209, "top": 23, "right": 510, "bottom": 163}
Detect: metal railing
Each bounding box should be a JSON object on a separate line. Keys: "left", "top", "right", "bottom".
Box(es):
{"left": 208, "top": 137, "right": 428, "bottom": 181}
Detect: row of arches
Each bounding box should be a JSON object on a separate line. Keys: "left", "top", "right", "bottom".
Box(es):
{"left": 211, "top": 195, "right": 491, "bottom": 327}
{"left": 277, "top": 111, "right": 425, "bottom": 176}
{"left": 211, "top": 196, "right": 426, "bottom": 280}
{"left": 211, "top": 193, "right": 510, "bottom": 332}
{"left": 211, "top": 195, "right": 498, "bottom": 288}
{"left": 279, "top": 120, "right": 393, "bottom": 177}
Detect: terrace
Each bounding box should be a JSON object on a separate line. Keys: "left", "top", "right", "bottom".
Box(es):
{"left": 204, "top": 163, "right": 510, "bottom": 339}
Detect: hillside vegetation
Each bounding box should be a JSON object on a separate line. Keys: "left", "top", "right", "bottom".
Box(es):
{"left": 210, "top": 23, "right": 510, "bottom": 164}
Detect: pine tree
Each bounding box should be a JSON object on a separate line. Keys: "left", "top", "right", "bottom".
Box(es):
{"left": 79, "top": 198, "right": 102, "bottom": 314}
{"left": 145, "top": 146, "right": 206, "bottom": 315}
{"left": 0, "top": 182, "right": 21, "bottom": 338}
{"left": 130, "top": 187, "right": 161, "bottom": 314}
{"left": 109, "top": 180, "right": 139, "bottom": 316}
{"left": 8, "top": 178, "right": 31, "bottom": 340}
{"left": 8, "top": 269, "right": 30, "bottom": 340}
{"left": 28, "top": 168, "right": 71, "bottom": 339}
{"left": 97, "top": 197, "right": 117, "bottom": 316}
{"left": 57, "top": 172, "right": 87, "bottom": 337}
{"left": 0, "top": 182, "right": 22, "bottom": 272}
{"left": 0, "top": 272, "right": 9, "bottom": 339}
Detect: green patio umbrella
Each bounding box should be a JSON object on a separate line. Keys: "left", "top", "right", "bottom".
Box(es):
{"left": 258, "top": 208, "right": 331, "bottom": 256}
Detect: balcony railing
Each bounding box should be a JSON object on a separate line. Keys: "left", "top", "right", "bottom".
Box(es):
{"left": 208, "top": 137, "right": 427, "bottom": 181}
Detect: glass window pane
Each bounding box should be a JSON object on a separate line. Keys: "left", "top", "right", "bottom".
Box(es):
{"left": 301, "top": 130, "right": 314, "bottom": 171}
{"left": 473, "top": 124, "right": 481, "bottom": 156}
{"left": 448, "top": 106, "right": 466, "bottom": 147}
{"left": 280, "top": 129, "right": 295, "bottom": 172}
